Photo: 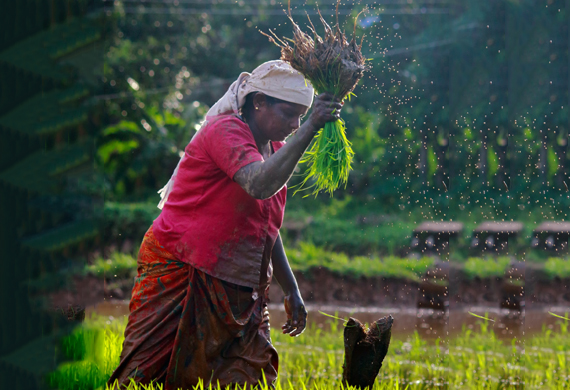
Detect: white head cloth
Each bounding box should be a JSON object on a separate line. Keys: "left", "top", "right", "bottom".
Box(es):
{"left": 157, "top": 60, "right": 314, "bottom": 209}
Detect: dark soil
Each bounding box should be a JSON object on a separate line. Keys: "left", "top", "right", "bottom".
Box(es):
{"left": 46, "top": 267, "right": 570, "bottom": 319}
{"left": 268, "top": 268, "right": 419, "bottom": 306}
{"left": 48, "top": 274, "right": 131, "bottom": 317}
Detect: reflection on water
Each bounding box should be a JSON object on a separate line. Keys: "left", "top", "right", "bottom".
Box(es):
{"left": 87, "top": 300, "right": 569, "bottom": 341}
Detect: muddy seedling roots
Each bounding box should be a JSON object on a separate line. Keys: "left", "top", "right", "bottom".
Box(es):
{"left": 342, "top": 315, "right": 393, "bottom": 389}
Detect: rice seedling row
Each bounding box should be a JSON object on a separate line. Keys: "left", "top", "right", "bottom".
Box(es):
{"left": 46, "top": 313, "right": 570, "bottom": 390}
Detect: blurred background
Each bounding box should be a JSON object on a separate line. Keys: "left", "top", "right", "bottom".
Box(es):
{"left": 0, "top": 0, "right": 568, "bottom": 388}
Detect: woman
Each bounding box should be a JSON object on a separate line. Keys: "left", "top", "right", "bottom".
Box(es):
{"left": 107, "top": 60, "right": 342, "bottom": 389}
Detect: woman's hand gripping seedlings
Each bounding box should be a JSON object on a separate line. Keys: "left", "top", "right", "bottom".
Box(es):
{"left": 305, "top": 93, "right": 343, "bottom": 134}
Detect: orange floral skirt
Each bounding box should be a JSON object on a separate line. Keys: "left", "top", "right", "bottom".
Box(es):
{"left": 107, "top": 226, "right": 278, "bottom": 389}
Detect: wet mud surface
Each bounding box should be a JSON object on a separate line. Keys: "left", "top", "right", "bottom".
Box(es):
{"left": 50, "top": 269, "right": 570, "bottom": 340}
{"left": 87, "top": 299, "right": 566, "bottom": 343}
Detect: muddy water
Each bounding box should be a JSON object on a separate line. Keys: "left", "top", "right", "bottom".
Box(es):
{"left": 268, "top": 304, "right": 561, "bottom": 340}
{"left": 86, "top": 300, "right": 569, "bottom": 340}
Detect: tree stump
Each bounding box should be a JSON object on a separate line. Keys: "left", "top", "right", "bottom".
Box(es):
{"left": 342, "top": 315, "right": 393, "bottom": 389}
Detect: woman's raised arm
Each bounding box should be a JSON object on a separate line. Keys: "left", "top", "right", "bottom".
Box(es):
{"left": 234, "top": 94, "right": 341, "bottom": 199}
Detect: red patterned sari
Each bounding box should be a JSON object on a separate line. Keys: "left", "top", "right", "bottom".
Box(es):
{"left": 107, "top": 226, "right": 278, "bottom": 389}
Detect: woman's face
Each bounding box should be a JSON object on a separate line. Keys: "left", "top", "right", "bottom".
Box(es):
{"left": 257, "top": 99, "right": 310, "bottom": 142}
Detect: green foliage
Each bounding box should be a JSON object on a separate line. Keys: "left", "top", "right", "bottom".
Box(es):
{"left": 22, "top": 220, "right": 99, "bottom": 252}
{"left": 103, "top": 202, "right": 160, "bottom": 242}
{"left": 547, "top": 148, "right": 559, "bottom": 182}
{"left": 283, "top": 196, "right": 414, "bottom": 257}
{"left": 94, "top": 1, "right": 570, "bottom": 216}
{"left": 427, "top": 145, "right": 438, "bottom": 178}
{"left": 85, "top": 252, "right": 138, "bottom": 280}
{"left": 463, "top": 257, "right": 511, "bottom": 280}
{"left": 0, "top": 86, "right": 90, "bottom": 136}
{"left": 544, "top": 257, "right": 570, "bottom": 280}
{"left": 99, "top": 24, "right": 211, "bottom": 200}
{"left": 98, "top": 138, "right": 140, "bottom": 165}
{"left": 286, "top": 242, "right": 434, "bottom": 281}
{"left": 487, "top": 144, "right": 499, "bottom": 179}
{"left": 96, "top": 103, "right": 200, "bottom": 200}
{"left": 0, "top": 141, "right": 92, "bottom": 194}
{"left": 327, "top": 106, "right": 388, "bottom": 196}
{"left": 297, "top": 216, "right": 411, "bottom": 256}
{"left": 0, "top": 18, "right": 101, "bottom": 82}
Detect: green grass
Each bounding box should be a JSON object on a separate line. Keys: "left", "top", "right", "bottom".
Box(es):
{"left": 84, "top": 246, "right": 434, "bottom": 283}
{"left": 46, "top": 315, "right": 125, "bottom": 390}
{"left": 286, "top": 242, "right": 434, "bottom": 281}
{"left": 462, "top": 256, "right": 512, "bottom": 280}
{"left": 84, "top": 247, "right": 570, "bottom": 287}
{"left": 461, "top": 256, "right": 570, "bottom": 280}
{"left": 544, "top": 257, "right": 570, "bottom": 279}
{"left": 84, "top": 252, "right": 138, "bottom": 280}
{"left": 45, "top": 312, "right": 570, "bottom": 390}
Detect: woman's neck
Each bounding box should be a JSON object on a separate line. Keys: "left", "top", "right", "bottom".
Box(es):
{"left": 245, "top": 115, "right": 271, "bottom": 156}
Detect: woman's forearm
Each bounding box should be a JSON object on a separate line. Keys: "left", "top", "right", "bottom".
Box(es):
{"left": 234, "top": 93, "right": 342, "bottom": 199}
{"left": 271, "top": 233, "right": 300, "bottom": 296}
{"left": 234, "top": 120, "right": 317, "bottom": 199}
{"left": 273, "top": 233, "right": 307, "bottom": 336}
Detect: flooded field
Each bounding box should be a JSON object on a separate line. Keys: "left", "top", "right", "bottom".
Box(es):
{"left": 86, "top": 300, "right": 569, "bottom": 341}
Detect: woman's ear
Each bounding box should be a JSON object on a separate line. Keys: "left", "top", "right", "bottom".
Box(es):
{"left": 252, "top": 92, "right": 268, "bottom": 111}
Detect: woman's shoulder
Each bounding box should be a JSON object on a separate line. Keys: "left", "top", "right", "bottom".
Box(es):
{"left": 197, "top": 114, "right": 253, "bottom": 147}
{"left": 201, "top": 114, "right": 249, "bottom": 134}
{"left": 192, "top": 114, "right": 249, "bottom": 146}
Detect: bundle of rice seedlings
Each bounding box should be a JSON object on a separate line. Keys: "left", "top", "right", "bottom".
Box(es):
{"left": 262, "top": 1, "right": 369, "bottom": 196}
